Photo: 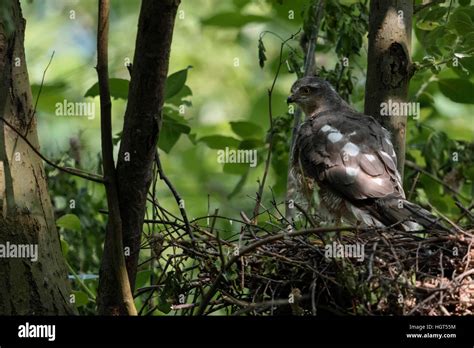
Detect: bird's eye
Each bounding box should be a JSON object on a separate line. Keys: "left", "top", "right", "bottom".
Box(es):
{"left": 300, "top": 87, "right": 311, "bottom": 94}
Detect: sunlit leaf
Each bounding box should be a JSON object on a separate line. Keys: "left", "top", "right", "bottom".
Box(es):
{"left": 56, "top": 214, "right": 81, "bottom": 232}
{"left": 72, "top": 291, "right": 89, "bottom": 307}
{"left": 199, "top": 135, "right": 240, "bottom": 149}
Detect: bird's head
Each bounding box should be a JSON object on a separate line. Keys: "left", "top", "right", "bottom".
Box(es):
{"left": 287, "top": 76, "right": 345, "bottom": 117}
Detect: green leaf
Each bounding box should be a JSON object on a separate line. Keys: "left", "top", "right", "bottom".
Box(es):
{"left": 448, "top": 10, "right": 474, "bottom": 35}
{"left": 416, "top": 20, "right": 441, "bottom": 31}
{"left": 135, "top": 270, "right": 152, "bottom": 289}
{"left": 239, "top": 139, "right": 264, "bottom": 149}
{"left": 201, "top": 12, "right": 269, "bottom": 27}
{"left": 163, "top": 112, "right": 191, "bottom": 134}
{"left": 438, "top": 79, "right": 474, "bottom": 103}
{"left": 164, "top": 66, "right": 192, "bottom": 100}
{"left": 258, "top": 37, "right": 266, "bottom": 68}
{"left": 56, "top": 214, "right": 81, "bottom": 232}
{"left": 230, "top": 121, "right": 264, "bottom": 139}
{"left": 165, "top": 85, "right": 192, "bottom": 107}
{"left": 31, "top": 81, "right": 68, "bottom": 96}
{"left": 271, "top": 0, "right": 310, "bottom": 21}
{"left": 422, "top": 6, "right": 447, "bottom": 21}
{"left": 158, "top": 113, "right": 191, "bottom": 153}
{"left": 463, "top": 31, "right": 474, "bottom": 49}
{"left": 113, "top": 131, "right": 122, "bottom": 146}
{"left": 456, "top": 56, "right": 474, "bottom": 73}
{"left": 157, "top": 299, "right": 172, "bottom": 314}
{"left": 72, "top": 291, "right": 89, "bottom": 307}
{"left": 60, "top": 238, "right": 69, "bottom": 257}
{"left": 199, "top": 135, "right": 240, "bottom": 149}
{"left": 84, "top": 78, "right": 129, "bottom": 99}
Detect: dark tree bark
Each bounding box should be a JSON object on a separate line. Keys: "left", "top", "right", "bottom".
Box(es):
{"left": 0, "top": 0, "right": 75, "bottom": 315}
{"left": 97, "top": 0, "right": 180, "bottom": 313}
{"left": 364, "top": 0, "right": 413, "bottom": 178}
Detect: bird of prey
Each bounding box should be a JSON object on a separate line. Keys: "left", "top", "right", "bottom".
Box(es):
{"left": 287, "top": 76, "right": 443, "bottom": 231}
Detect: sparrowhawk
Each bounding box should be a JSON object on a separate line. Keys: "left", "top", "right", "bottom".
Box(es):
{"left": 288, "top": 76, "right": 443, "bottom": 231}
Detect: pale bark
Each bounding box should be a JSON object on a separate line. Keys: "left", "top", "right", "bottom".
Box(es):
{"left": 0, "top": 0, "right": 75, "bottom": 315}
{"left": 364, "top": 0, "right": 413, "bottom": 178}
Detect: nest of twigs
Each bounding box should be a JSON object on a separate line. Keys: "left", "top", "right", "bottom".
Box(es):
{"left": 139, "top": 208, "right": 474, "bottom": 316}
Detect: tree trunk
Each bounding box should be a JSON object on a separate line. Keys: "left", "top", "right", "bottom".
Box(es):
{"left": 364, "top": 0, "right": 413, "bottom": 178}
{"left": 96, "top": 0, "right": 137, "bottom": 316}
{"left": 97, "top": 0, "right": 180, "bottom": 312}
{"left": 0, "top": 0, "right": 75, "bottom": 315}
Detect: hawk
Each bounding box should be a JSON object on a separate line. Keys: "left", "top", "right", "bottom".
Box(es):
{"left": 288, "top": 76, "right": 443, "bottom": 231}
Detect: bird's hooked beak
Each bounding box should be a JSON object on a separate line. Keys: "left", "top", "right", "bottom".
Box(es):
{"left": 287, "top": 94, "right": 295, "bottom": 104}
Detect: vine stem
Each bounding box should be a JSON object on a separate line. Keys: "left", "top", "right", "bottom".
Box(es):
{"left": 252, "top": 31, "right": 300, "bottom": 223}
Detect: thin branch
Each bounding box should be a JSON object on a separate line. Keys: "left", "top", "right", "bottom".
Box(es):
{"left": 155, "top": 150, "right": 193, "bottom": 240}
{"left": 12, "top": 51, "right": 56, "bottom": 163}
{"left": 0, "top": 116, "right": 104, "bottom": 183}
{"left": 428, "top": 203, "right": 464, "bottom": 233}
{"left": 303, "top": 0, "right": 325, "bottom": 75}
{"left": 405, "top": 160, "right": 470, "bottom": 201}
{"left": 96, "top": 0, "right": 136, "bottom": 315}
{"left": 408, "top": 171, "right": 421, "bottom": 201}
{"left": 28, "top": 50, "right": 55, "bottom": 134}
{"left": 294, "top": 201, "right": 316, "bottom": 227}
{"left": 252, "top": 31, "right": 299, "bottom": 223}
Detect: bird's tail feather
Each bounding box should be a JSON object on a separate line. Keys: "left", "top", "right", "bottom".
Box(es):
{"left": 373, "top": 198, "right": 447, "bottom": 232}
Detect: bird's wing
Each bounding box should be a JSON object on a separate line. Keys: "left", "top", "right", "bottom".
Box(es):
{"left": 297, "top": 112, "right": 405, "bottom": 202}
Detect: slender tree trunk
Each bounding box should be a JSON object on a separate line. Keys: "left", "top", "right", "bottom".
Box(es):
{"left": 96, "top": 0, "right": 137, "bottom": 316}
{"left": 364, "top": 0, "right": 413, "bottom": 178}
{"left": 0, "top": 0, "right": 75, "bottom": 315}
{"left": 117, "top": 0, "right": 180, "bottom": 290}
{"left": 97, "top": 0, "right": 180, "bottom": 311}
